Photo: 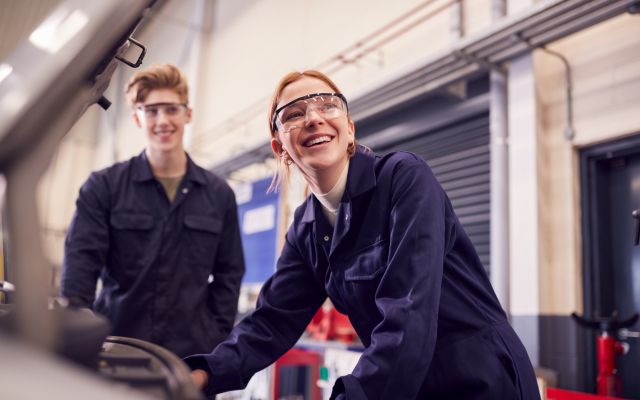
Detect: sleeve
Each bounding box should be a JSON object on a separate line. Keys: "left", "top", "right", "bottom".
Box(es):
{"left": 331, "top": 158, "right": 448, "bottom": 400}
{"left": 60, "top": 173, "right": 110, "bottom": 308}
{"left": 184, "top": 229, "right": 327, "bottom": 398}
{"left": 206, "top": 189, "right": 245, "bottom": 345}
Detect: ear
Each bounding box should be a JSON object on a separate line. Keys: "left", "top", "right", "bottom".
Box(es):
{"left": 271, "top": 138, "right": 284, "bottom": 158}
{"left": 132, "top": 111, "right": 142, "bottom": 128}
{"left": 348, "top": 119, "right": 355, "bottom": 140}
{"left": 185, "top": 107, "right": 193, "bottom": 124}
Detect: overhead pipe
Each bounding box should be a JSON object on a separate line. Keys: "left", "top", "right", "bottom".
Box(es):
{"left": 539, "top": 46, "right": 574, "bottom": 140}
{"left": 315, "top": 0, "right": 457, "bottom": 71}
{"left": 189, "top": 0, "right": 460, "bottom": 150}
{"left": 322, "top": 0, "right": 463, "bottom": 75}
{"left": 515, "top": 35, "right": 575, "bottom": 141}
{"left": 190, "top": 0, "right": 636, "bottom": 159}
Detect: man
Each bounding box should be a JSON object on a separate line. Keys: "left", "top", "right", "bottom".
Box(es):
{"left": 61, "top": 63, "right": 245, "bottom": 358}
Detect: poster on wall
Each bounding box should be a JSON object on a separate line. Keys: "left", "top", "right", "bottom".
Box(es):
{"left": 234, "top": 177, "right": 281, "bottom": 285}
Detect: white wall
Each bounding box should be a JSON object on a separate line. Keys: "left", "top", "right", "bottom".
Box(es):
{"left": 186, "top": 0, "right": 469, "bottom": 170}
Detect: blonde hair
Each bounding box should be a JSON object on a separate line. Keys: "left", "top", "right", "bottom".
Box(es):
{"left": 267, "top": 70, "right": 361, "bottom": 193}
{"left": 124, "top": 63, "right": 188, "bottom": 108}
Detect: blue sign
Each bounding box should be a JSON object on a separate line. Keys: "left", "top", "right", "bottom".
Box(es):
{"left": 235, "top": 177, "right": 281, "bottom": 284}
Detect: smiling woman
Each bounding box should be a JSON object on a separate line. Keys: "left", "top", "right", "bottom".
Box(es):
{"left": 267, "top": 71, "right": 359, "bottom": 195}
{"left": 184, "top": 70, "right": 541, "bottom": 400}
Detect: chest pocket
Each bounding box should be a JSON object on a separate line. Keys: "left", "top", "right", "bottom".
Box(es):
{"left": 183, "top": 214, "right": 223, "bottom": 266}
{"left": 109, "top": 213, "right": 155, "bottom": 273}
{"left": 343, "top": 238, "right": 390, "bottom": 321}
{"left": 344, "top": 238, "right": 389, "bottom": 281}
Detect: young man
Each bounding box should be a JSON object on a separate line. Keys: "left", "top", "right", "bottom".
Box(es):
{"left": 61, "top": 63, "right": 245, "bottom": 358}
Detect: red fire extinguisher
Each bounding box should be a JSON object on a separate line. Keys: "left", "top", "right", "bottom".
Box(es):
{"left": 572, "top": 312, "right": 638, "bottom": 397}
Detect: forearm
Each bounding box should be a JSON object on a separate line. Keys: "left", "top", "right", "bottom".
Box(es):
{"left": 61, "top": 174, "right": 110, "bottom": 306}
{"left": 207, "top": 271, "right": 243, "bottom": 338}
{"left": 61, "top": 238, "right": 106, "bottom": 307}
{"left": 60, "top": 263, "right": 99, "bottom": 307}
{"left": 208, "top": 199, "right": 245, "bottom": 335}
{"left": 185, "top": 236, "right": 327, "bottom": 396}
{"left": 185, "top": 285, "right": 325, "bottom": 396}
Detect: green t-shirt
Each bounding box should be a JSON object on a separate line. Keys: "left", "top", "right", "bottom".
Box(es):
{"left": 155, "top": 175, "right": 184, "bottom": 203}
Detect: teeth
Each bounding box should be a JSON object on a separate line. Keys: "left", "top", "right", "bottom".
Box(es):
{"left": 304, "top": 136, "right": 331, "bottom": 147}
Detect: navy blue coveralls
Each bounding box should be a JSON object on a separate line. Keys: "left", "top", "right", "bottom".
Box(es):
{"left": 61, "top": 151, "right": 245, "bottom": 358}
{"left": 184, "top": 146, "right": 540, "bottom": 399}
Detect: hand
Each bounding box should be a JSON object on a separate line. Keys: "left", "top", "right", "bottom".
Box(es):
{"left": 190, "top": 369, "right": 211, "bottom": 389}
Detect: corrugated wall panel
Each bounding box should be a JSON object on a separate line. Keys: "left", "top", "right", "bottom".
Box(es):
{"left": 374, "top": 113, "right": 491, "bottom": 272}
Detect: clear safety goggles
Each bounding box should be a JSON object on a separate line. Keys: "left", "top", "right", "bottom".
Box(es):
{"left": 272, "top": 93, "right": 348, "bottom": 133}
{"left": 135, "top": 102, "right": 188, "bottom": 121}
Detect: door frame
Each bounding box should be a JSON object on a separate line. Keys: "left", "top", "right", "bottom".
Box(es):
{"left": 579, "top": 132, "right": 640, "bottom": 393}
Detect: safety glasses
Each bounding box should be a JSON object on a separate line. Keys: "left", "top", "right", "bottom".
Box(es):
{"left": 272, "top": 93, "right": 348, "bottom": 133}
{"left": 135, "top": 102, "right": 187, "bottom": 122}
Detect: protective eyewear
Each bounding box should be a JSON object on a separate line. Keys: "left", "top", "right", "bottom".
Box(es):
{"left": 136, "top": 102, "right": 187, "bottom": 121}
{"left": 272, "top": 93, "right": 348, "bottom": 133}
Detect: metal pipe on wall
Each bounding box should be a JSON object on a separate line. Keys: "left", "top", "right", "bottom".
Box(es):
{"left": 188, "top": 0, "right": 461, "bottom": 151}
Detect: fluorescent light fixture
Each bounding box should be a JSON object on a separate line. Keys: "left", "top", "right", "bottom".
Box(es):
{"left": 0, "top": 64, "right": 12, "bottom": 84}
{"left": 29, "top": 9, "right": 89, "bottom": 54}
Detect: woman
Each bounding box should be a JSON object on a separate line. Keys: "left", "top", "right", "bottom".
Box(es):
{"left": 185, "top": 70, "right": 540, "bottom": 400}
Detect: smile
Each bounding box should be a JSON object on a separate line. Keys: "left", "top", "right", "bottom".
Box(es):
{"left": 304, "top": 135, "right": 333, "bottom": 147}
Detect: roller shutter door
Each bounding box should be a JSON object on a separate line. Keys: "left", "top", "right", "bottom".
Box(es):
{"left": 372, "top": 113, "right": 491, "bottom": 272}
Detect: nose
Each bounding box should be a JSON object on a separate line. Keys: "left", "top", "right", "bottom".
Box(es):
{"left": 305, "top": 107, "right": 324, "bottom": 128}
{"left": 156, "top": 109, "right": 170, "bottom": 125}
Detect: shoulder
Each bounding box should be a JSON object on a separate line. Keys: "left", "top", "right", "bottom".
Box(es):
{"left": 82, "top": 157, "right": 136, "bottom": 193}
{"left": 369, "top": 150, "right": 444, "bottom": 203}
{"left": 373, "top": 150, "right": 432, "bottom": 179}
{"left": 376, "top": 150, "right": 424, "bottom": 167}
{"left": 191, "top": 160, "right": 236, "bottom": 203}
{"left": 202, "top": 170, "right": 234, "bottom": 195}
{"left": 98, "top": 157, "right": 136, "bottom": 177}
{"left": 76, "top": 157, "right": 139, "bottom": 209}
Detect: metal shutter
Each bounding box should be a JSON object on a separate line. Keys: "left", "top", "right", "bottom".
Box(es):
{"left": 372, "top": 113, "right": 491, "bottom": 272}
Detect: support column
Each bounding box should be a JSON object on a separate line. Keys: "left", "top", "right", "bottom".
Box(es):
{"left": 508, "top": 52, "right": 540, "bottom": 366}
{"left": 490, "top": 0, "right": 510, "bottom": 314}
{"left": 490, "top": 70, "right": 509, "bottom": 314}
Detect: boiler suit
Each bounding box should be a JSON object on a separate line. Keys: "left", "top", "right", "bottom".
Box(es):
{"left": 184, "top": 146, "right": 540, "bottom": 400}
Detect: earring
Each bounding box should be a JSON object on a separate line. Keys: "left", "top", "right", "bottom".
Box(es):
{"left": 282, "top": 151, "right": 293, "bottom": 166}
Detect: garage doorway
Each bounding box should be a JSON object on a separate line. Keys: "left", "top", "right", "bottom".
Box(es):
{"left": 580, "top": 133, "right": 640, "bottom": 398}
